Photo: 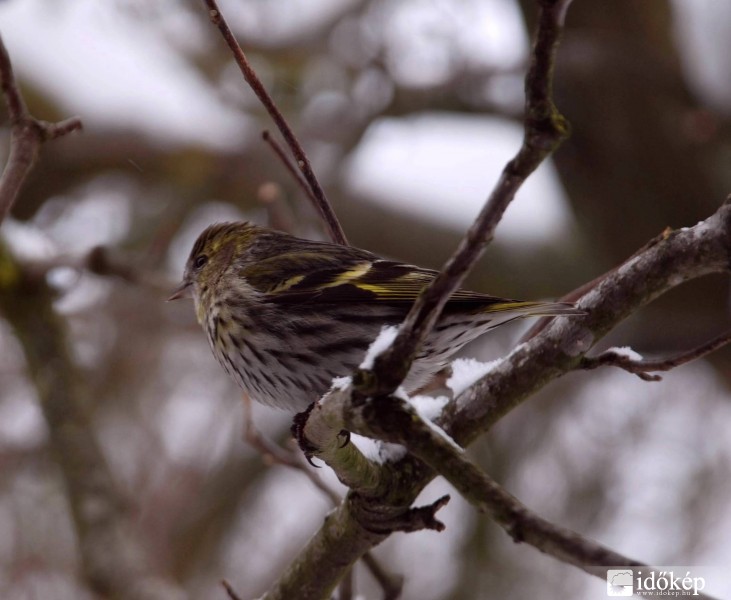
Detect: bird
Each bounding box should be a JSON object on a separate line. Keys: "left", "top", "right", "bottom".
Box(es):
{"left": 169, "top": 221, "right": 583, "bottom": 411}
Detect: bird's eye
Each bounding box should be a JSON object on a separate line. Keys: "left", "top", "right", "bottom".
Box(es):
{"left": 193, "top": 254, "right": 208, "bottom": 269}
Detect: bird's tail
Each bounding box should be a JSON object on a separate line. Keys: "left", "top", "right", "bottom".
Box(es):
{"left": 485, "top": 300, "right": 585, "bottom": 317}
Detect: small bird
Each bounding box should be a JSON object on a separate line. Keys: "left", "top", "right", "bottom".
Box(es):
{"left": 169, "top": 222, "right": 582, "bottom": 411}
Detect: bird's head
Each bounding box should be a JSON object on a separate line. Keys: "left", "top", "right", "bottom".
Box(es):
{"left": 168, "top": 221, "right": 259, "bottom": 303}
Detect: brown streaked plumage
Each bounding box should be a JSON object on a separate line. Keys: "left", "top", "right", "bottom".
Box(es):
{"left": 170, "top": 222, "right": 583, "bottom": 410}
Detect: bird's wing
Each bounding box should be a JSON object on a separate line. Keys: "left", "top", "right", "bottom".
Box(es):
{"left": 247, "top": 255, "right": 516, "bottom": 309}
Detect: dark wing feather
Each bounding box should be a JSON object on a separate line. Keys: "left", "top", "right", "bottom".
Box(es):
{"left": 255, "top": 254, "right": 516, "bottom": 309}
{"left": 241, "top": 233, "right": 376, "bottom": 296}
{"left": 237, "top": 230, "right": 579, "bottom": 316}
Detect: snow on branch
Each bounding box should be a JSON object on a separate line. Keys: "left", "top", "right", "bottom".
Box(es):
{"left": 194, "top": 0, "right": 731, "bottom": 598}
{"left": 290, "top": 136, "right": 731, "bottom": 600}
{"left": 448, "top": 199, "right": 731, "bottom": 443}
{"left": 579, "top": 332, "right": 731, "bottom": 381}
{"left": 356, "top": 0, "right": 574, "bottom": 399}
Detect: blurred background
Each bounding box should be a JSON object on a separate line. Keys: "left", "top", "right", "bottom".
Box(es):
{"left": 1, "top": 0, "right": 730, "bottom": 598}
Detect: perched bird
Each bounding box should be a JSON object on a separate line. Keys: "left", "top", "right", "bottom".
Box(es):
{"left": 170, "top": 222, "right": 582, "bottom": 411}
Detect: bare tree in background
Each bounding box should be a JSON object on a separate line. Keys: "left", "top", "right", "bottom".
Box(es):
{"left": 1, "top": 1, "right": 730, "bottom": 599}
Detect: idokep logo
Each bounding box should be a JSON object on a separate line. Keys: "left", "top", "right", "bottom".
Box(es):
{"left": 607, "top": 570, "right": 633, "bottom": 596}
{"left": 606, "top": 568, "right": 708, "bottom": 597}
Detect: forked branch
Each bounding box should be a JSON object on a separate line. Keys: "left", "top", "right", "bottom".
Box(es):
{"left": 579, "top": 330, "right": 731, "bottom": 381}
{"left": 201, "top": 0, "right": 348, "bottom": 246}
{"left": 0, "top": 35, "right": 82, "bottom": 225}
{"left": 360, "top": 0, "right": 574, "bottom": 396}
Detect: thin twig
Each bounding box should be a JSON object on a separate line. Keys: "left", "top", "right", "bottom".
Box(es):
{"left": 360, "top": 0, "right": 574, "bottom": 395}
{"left": 579, "top": 330, "right": 731, "bottom": 381}
{"left": 262, "top": 130, "right": 321, "bottom": 209}
{"left": 257, "top": 181, "right": 298, "bottom": 235}
{"left": 361, "top": 553, "right": 404, "bottom": 600}
{"left": 0, "top": 35, "right": 82, "bottom": 225}
{"left": 201, "top": 0, "right": 348, "bottom": 246}
{"left": 337, "top": 568, "right": 353, "bottom": 600}
{"left": 221, "top": 579, "right": 244, "bottom": 600}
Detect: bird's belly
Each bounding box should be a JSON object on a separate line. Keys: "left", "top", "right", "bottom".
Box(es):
{"left": 205, "top": 303, "right": 495, "bottom": 410}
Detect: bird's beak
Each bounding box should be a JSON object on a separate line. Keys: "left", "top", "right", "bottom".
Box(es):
{"left": 167, "top": 281, "right": 192, "bottom": 301}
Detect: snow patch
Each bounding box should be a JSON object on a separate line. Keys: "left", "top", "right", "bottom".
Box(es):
{"left": 407, "top": 393, "right": 462, "bottom": 452}
{"left": 350, "top": 434, "right": 407, "bottom": 464}
{"left": 360, "top": 325, "right": 399, "bottom": 369}
{"left": 409, "top": 394, "right": 450, "bottom": 422}
{"left": 447, "top": 357, "right": 503, "bottom": 397}
{"left": 330, "top": 376, "right": 352, "bottom": 392}
{"left": 423, "top": 417, "right": 463, "bottom": 453}
{"left": 608, "top": 346, "right": 644, "bottom": 362}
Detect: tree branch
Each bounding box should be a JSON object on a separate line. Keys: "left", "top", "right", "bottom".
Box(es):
{"left": 188, "top": 2, "right": 731, "bottom": 598}
{"left": 346, "top": 393, "right": 719, "bottom": 599}
{"left": 0, "top": 35, "right": 82, "bottom": 225}
{"left": 0, "top": 246, "right": 185, "bottom": 600}
{"left": 242, "top": 393, "right": 341, "bottom": 504}
{"left": 221, "top": 579, "right": 244, "bottom": 600}
{"left": 261, "top": 497, "right": 389, "bottom": 600}
{"left": 361, "top": 552, "right": 404, "bottom": 600}
{"left": 243, "top": 394, "right": 404, "bottom": 598}
{"left": 305, "top": 391, "right": 647, "bottom": 586}
{"left": 200, "top": 0, "right": 347, "bottom": 246}
{"left": 578, "top": 330, "right": 731, "bottom": 381}
{"left": 351, "top": 397, "right": 643, "bottom": 564}
{"left": 261, "top": 130, "right": 321, "bottom": 212}
{"left": 283, "top": 197, "right": 731, "bottom": 599}
{"left": 448, "top": 198, "right": 731, "bottom": 444}
{"left": 358, "top": 0, "right": 573, "bottom": 396}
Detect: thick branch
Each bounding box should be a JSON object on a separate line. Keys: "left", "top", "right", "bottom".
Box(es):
{"left": 355, "top": 399, "right": 640, "bottom": 567}
{"left": 447, "top": 199, "right": 731, "bottom": 444}
{"left": 244, "top": 394, "right": 404, "bottom": 598}
{"left": 201, "top": 0, "right": 347, "bottom": 246}
{"left": 306, "top": 391, "right": 648, "bottom": 589}
{"left": 0, "top": 247, "right": 184, "bottom": 600}
{"left": 0, "top": 35, "right": 82, "bottom": 225}
{"left": 347, "top": 394, "right": 720, "bottom": 599}
{"left": 261, "top": 498, "right": 388, "bottom": 600}
{"left": 285, "top": 197, "right": 731, "bottom": 599}
{"left": 359, "top": 0, "right": 572, "bottom": 396}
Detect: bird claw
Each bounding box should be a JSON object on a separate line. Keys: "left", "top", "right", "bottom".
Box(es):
{"left": 291, "top": 404, "right": 321, "bottom": 467}
{"left": 337, "top": 429, "right": 351, "bottom": 448}
{"left": 303, "top": 452, "right": 321, "bottom": 468}
{"left": 291, "top": 406, "right": 352, "bottom": 465}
